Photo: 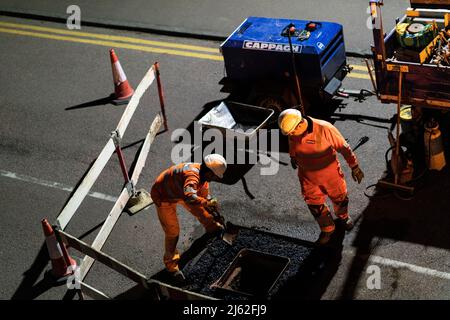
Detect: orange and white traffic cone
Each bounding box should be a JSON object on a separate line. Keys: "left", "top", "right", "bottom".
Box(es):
{"left": 42, "top": 219, "right": 77, "bottom": 280}
{"left": 110, "top": 49, "right": 134, "bottom": 105}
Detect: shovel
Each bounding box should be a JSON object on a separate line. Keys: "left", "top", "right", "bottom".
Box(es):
{"left": 209, "top": 207, "right": 239, "bottom": 246}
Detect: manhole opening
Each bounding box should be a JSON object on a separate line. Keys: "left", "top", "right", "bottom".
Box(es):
{"left": 215, "top": 248, "right": 290, "bottom": 297}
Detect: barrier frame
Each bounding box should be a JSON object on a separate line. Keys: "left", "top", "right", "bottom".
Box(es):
{"left": 46, "top": 61, "right": 170, "bottom": 299}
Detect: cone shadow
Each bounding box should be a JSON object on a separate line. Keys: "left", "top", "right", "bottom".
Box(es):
{"left": 65, "top": 94, "right": 115, "bottom": 111}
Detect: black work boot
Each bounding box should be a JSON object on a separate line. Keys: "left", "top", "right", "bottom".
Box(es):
{"left": 316, "top": 230, "right": 334, "bottom": 245}
{"left": 340, "top": 216, "right": 354, "bottom": 231}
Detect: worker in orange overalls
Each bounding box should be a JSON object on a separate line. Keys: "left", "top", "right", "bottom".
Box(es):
{"left": 278, "top": 109, "right": 364, "bottom": 244}
{"left": 150, "top": 154, "right": 227, "bottom": 281}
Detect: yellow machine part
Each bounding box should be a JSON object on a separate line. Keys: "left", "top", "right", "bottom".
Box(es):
{"left": 396, "top": 22, "right": 437, "bottom": 49}
{"left": 424, "top": 123, "right": 446, "bottom": 171}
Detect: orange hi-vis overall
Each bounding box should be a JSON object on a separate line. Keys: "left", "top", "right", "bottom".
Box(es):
{"left": 150, "top": 163, "right": 219, "bottom": 272}
{"left": 289, "top": 117, "right": 358, "bottom": 233}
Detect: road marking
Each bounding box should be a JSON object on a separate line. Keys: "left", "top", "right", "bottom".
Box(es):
{"left": 369, "top": 255, "right": 450, "bottom": 280}
{"left": 347, "top": 72, "right": 371, "bottom": 80}
{"left": 0, "top": 169, "right": 118, "bottom": 203}
{"left": 0, "top": 21, "right": 220, "bottom": 53}
{"left": 0, "top": 21, "right": 370, "bottom": 78}
{"left": 0, "top": 27, "right": 223, "bottom": 61}
{"left": 350, "top": 64, "right": 369, "bottom": 72}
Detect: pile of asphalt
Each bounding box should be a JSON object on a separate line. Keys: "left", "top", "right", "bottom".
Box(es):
{"left": 182, "top": 228, "right": 321, "bottom": 300}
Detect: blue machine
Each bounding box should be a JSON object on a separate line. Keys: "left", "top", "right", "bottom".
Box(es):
{"left": 220, "top": 17, "right": 348, "bottom": 109}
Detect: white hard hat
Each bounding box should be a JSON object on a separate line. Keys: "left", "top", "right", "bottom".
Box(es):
{"left": 204, "top": 154, "right": 227, "bottom": 178}
{"left": 278, "top": 109, "right": 303, "bottom": 135}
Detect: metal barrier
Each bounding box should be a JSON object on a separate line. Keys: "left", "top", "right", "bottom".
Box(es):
{"left": 44, "top": 61, "right": 167, "bottom": 299}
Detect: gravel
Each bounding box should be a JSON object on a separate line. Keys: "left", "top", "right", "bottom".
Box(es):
{"left": 179, "top": 227, "right": 335, "bottom": 300}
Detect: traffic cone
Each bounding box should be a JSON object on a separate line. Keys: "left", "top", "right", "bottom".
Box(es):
{"left": 42, "top": 219, "right": 77, "bottom": 280}
{"left": 110, "top": 49, "right": 134, "bottom": 105}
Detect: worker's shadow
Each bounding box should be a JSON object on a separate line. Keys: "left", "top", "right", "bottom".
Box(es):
{"left": 339, "top": 138, "right": 450, "bottom": 299}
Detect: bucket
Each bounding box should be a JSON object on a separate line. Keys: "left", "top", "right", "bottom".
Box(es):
{"left": 400, "top": 105, "right": 417, "bottom": 146}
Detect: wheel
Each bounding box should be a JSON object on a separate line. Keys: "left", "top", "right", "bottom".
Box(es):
{"left": 256, "top": 95, "right": 284, "bottom": 112}
{"left": 254, "top": 95, "right": 286, "bottom": 126}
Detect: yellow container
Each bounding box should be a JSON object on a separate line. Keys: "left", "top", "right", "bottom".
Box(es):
{"left": 424, "top": 120, "right": 446, "bottom": 171}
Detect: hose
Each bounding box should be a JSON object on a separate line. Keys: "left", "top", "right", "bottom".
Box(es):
{"left": 385, "top": 145, "right": 395, "bottom": 166}
{"left": 393, "top": 190, "right": 415, "bottom": 201}
{"left": 365, "top": 140, "right": 429, "bottom": 201}
{"left": 364, "top": 183, "right": 392, "bottom": 199}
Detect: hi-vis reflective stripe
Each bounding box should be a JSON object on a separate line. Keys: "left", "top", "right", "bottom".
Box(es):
{"left": 184, "top": 163, "right": 199, "bottom": 173}
{"left": 113, "top": 61, "right": 127, "bottom": 83}
{"left": 45, "top": 234, "right": 64, "bottom": 259}
{"left": 184, "top": 185, "right": 199, "bottom": 203}
{"left": 184, "top": 186, "right": 197, "bottom": 193}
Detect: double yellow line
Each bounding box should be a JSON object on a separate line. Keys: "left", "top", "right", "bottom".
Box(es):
{"left": 349, "top": 64, "right": 372, "bottom": 79}
{"left": 0, "top": 20, "right": 370, "bottom": 79}
{"left": 0, "top": 21, "right": 223, "bottom": 61}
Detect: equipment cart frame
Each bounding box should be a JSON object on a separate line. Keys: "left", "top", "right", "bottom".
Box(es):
{"left": 368, "top": 0, "right": 450, "bottom": 191}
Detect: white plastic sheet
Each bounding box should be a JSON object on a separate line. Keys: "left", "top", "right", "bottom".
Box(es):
{"left": 199, "top": 102, "right": 236, "bottom": 129}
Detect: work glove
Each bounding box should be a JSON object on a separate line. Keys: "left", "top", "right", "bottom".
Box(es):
{"left": 215, "top": 221, "right": 225, "bottom": 231}
{"left": 206, "top": 198, "right": 219, "bottom": 211}
{"left": 351, "top": 165, "right": 364, "bottom": 184}
{"left": 290, "top": 158, "right": 298, "bottom": 169}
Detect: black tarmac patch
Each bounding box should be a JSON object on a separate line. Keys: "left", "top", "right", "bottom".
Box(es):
{"left": 172, "top": 227, "right": 342, "bottom": 300}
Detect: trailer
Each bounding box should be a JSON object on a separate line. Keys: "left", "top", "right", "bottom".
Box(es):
{"left": 370, "top": 0, "right": 450, "bottom": 109}
{"left": 219, "top": 16, "right": 350, "bottom": 114}
{"left": 368, "top": 0, "right": 450, "bottom": 191}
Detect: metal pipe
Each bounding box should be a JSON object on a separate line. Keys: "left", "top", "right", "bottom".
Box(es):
{"left": 115, "top": 145, "right": 131, "bottom": 184}
{"left": 154, "top": 62, "right": 169, "bottom": 132}
{"left": 287, "top": 25, "right": 306, "bottom": 115}
{"left": 394, "top": 70, "right": 403, "bottom": 185}
{"left": 370, "top": 1, "right": 387, "bottom": 68}
{"left": 365, "top": 58, "right": 378, "bottom": 93}
{"left": 111, "top": 131, "right": 131, "bottom": 185}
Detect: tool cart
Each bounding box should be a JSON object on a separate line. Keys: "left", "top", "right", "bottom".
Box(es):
{"left": 368, "top": 0, "right": 450, "bottom": 191}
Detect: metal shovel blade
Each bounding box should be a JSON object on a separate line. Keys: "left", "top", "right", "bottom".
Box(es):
{"left": 126, "top": 189, "right": 153, "bottom": 215}
{"left": 222, "top": 222, "right": 239, "bottom": 246}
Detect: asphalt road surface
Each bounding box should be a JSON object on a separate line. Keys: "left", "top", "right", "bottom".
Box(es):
{"left": 0, "top": 0, "right": 410, "bottom": 55}
{"left": 0, "top": 15, "right": 449, "bottom": 301}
